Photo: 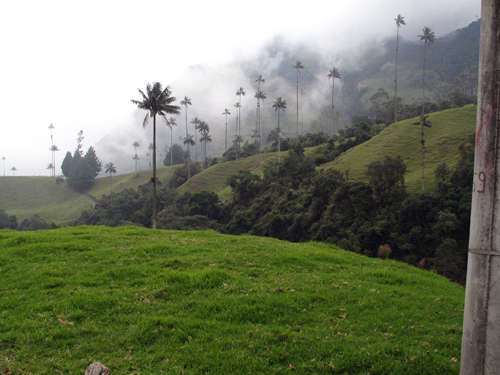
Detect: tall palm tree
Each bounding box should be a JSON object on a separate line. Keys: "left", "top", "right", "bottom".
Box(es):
{"left": 292, "top": 60, "right": 305, "bottom": 138}
{"left": 412, "top": 113, "right": 432, "bottom": 193}
{"left": 254, "top": 89, "right": 266, "bottom": 175}
{"left": 166, "top": 117, "right": 177, "bottom": 167}
{"left": 200, "top": 130, "right": 212, "bottom": 169}
{"left": 222, "top": 109, "right": 231, "bottom": 155}
{"left": 198, "top": 121, "right": 210, "bottom": 167}
{"left": 49, "top": 145, "right": 60, "bottom": 176}
{"left": 180, "top": 96, "right": 192, "bottom": 143}
{"left": 233, "top": 135, "right": 244, "bottom": 159}
{"left": 183, "top": 134, "right": 195, "bottom": 179}
{"left": 418, "top": 27, "right": 435, "bottom": 115}
{"left": 272, "top": 97, "right": 287, "bottom": 162}
{"left": 255, "top": 76, "right": 265, "bottom": 143}
{"left": 234, "top": 102, "right": 241, "bottom": 137}
{"left": 133, "top": 154, "right": 140, "bottom": 170}
{"left": 46, "top": 163, "right": 54, "bottom": 176}
{"left": 235, "top": 87, "right": 246, "bottom": 136}
{"left": 11, "top": 167, "right": 17, "bottom": 176}
{"left": 327, "top": 67, "right": 341, "bottom": 135}
{"left": 105, "top": 162, "right": 117, "bottom": 204}
{"left": 131, "top": 82, "right": 180, "bottom": 229}
{"left": 394, "top": 14, "right": 406, "bottom": 123}
{"left": 132, "top": 141, "right": 140, "bottom": 171}
{"left": 190, "top": 117, "right": 201, "bottom": 162}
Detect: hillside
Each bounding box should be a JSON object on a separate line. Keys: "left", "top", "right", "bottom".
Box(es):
{"left": 0, "top": 226, "right": 465, "bottom": 374}
{"left": 0, "top": 105, "right": 477, "bottom": 224}
{"left": 0, "top": 166, "right": 181, "bottom": 226}
{"left": 324, "top": 105, "right": 477, "bottom": 193}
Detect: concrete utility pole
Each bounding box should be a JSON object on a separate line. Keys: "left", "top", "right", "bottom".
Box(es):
{"left": 460, "top": 1, "right": 500, "bottom": 374}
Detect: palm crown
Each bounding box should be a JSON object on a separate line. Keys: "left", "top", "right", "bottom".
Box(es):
{"left": 131, "top": 83, "right": 180, "bottom": 128}
{"left": 327, "top": 67, "right": 341, "bottom": 80}
{"left": 419, "top": 27, "right": 435, "bottom": 46}
{"left": 395, "top": 14, "right": 406, "bottom": 28}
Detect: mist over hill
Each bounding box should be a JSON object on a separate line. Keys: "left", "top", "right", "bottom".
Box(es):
{"left": 93, "top": 19, "right": 479, "bottom": 177}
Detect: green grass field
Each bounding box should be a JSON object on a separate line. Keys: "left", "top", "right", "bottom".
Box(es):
{"left": 0, "top": 226, "right": 464, "bottom": 374}
{"left": 325, "top": 105, "right": 477, "bottom": 193}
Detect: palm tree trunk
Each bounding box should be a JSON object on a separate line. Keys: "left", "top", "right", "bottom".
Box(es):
{"left": 422, "top": 45, "right": 426, "bottom": 116}
{"left": 278, "top": 111, "right": 281, "bottom": 163}
{"left": 152, "top": 116, "right": 157, "bottom": 229}
{"left": 225, "top": 116, "right": 228, "bottom": 157}
{"left": 395, "top": 27, "right": 399, "bottom": 123}
{"left": 110, "top": 174, "right": 113, "bottom": 204}
{"left": 296, "top": 71, "right": 299, "bottom": 138}
{"left": 170, "top": 129, "right": 173, "bottom": 167}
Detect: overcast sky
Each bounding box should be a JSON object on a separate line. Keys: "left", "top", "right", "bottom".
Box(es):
{"left": 0, "top": 0, "right": 480, "bottom": 176}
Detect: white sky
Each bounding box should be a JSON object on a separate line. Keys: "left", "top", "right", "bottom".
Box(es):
{"left": 0, "top": 0, "right": 480, "bottom": 176}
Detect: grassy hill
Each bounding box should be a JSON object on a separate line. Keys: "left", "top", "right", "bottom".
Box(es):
{"left": 0, "top": 105, "right": 477, "bottom": 224}
{"left": 0, "top": 226, "right": 465, "bottom": 374}
{"left": 324, "top": 105, "right": 477, "bottom": 193}
{"left": 0, "top": 166, "right": 181, "bottom": 226}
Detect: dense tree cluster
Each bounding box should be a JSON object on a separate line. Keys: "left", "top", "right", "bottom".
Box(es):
{"left": 61, "top": 146, "right": 102, "bottom": 190}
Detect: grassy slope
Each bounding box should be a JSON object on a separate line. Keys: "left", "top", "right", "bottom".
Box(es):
{"left": 0, "top": 226, "right": 464, "bottom": 374}
{"left": 324, "top": 105, "right": 477, "bottom": 193}
{"left": 0, "top": 166, "right": 181, "bottom": 226}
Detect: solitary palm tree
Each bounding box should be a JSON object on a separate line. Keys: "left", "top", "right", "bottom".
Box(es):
{"left": 11, "top": 167, "right": 16, "bottom": 176}
{"left": 132, "top": 141, "right": 140, "bottom": 171}
{"left": 418, "top": 27, "right": 435, "bottom": 115}
{"left": 166, "top": 117, "right": 177, "bottom": 167}
{"left": 190, "top": 117, "right": 201, "bottom": 162}
{"left": 183, "top": 134, "right": 195, "bottom": 179}
{"left": 180, "top": 96, "right": 192, "bottom": 143}
{"left": 234, "top": 102, "right": 241, "bottom": 137}
{"left": 131, "top": 82, "right": 180, "bottom": 229}
{"left": 327, "top": 67, "right": 341, "bottom": 135}
{"left": 394, "top": 14, "right": 406, "bottom": 123}
{"left": 272, "top": 97, "right": 287, "bottom": 162}
{"left": 222, "top": 109, "right": 231, "bottom": 155}
{"left": 49, "top": 145, "right": 60, "bottom": 176}
{"left": 254, "top": 89, "right": 266, "bottom": 175}
{"left": 292, "top": 60, "right": 305, "bottom": 138}
{"left": 235, "top": 87, "right": 246, "bottom": 135}
{"left": 412, "top": 113, "right": 432, "bottom": 193}
{"left": 105, "top": 162, "right": 117, "bottom": 204}
{"left": 46, "top": 163, "right": 54, "bottom": 176}
{"left": 133, "top": 154, "right": 140, "bottom": 170}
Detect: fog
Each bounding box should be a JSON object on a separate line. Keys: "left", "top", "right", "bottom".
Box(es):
{"left": 0, "top": 0, "right": 480, "bottom": 176}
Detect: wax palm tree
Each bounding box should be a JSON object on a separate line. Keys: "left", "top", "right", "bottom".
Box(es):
{"left": 292, "top": 60, "right": 305, "bottom": 138}
{"left": 418, "top": 27, "right": 435, "bottom": 115}
{"left": 46, "top": 163, "right": 54, "bottom": 176}
{"left": 132, "top": 141, "right": 140, "bottom": 171}
{"left": 255, "top": 76, "right": 265, "bottom": 144}
{"left": 198, "top": 121, "right": 210, "bottom": 168}
{"left": 49, "top": 145, "right": 60, "bottom": 176}
{"left": 165, "top": 117, "right": 177, "bottom": 167}
{"left": 105, "top": 162, "right": 117, "bottom": 203}
{"left": 272, "top": 97, "right": 287, "bottom": 162}
{"left": 190, "top": 117, "right": 201, "bottom": 162}
{"left": 233, "top": 134, "right": 244, "bottom": 159}
{"left": 131, "top": 82, "right": 180, "bottom": 229}
{"left": 200, "top": 131, "right": 212, "bottom": 169}
{"left": 394, "top": 14, "right": 406, "bottom": 123}
{"left": 180, "top": 96, "right": 192, "bottom": 141}
{"left": 327, "top": 67, "right": 341, "bottom": 134}
{"left": 222, "top": 109, "right": 231, "bottom": 155}
{"left": 183, "top": 134, "right": 195, "bottom": 179}
{"left": 412, "top": 113, "right": 432, "bottom": 192}
{"left": 11, "top": 167, "right": 16, "bottom": 176}
{"left": 234, "top": 102, "right": 241, "bottom": 137}
{"left": 133, "top": 154, "right": 140, "bottom": 170}
{"left": 235, "top": 87, "right": 246, "bottom": 135}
